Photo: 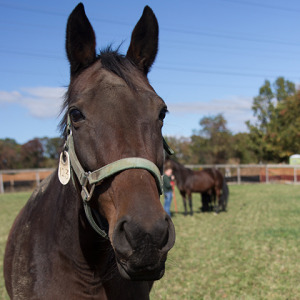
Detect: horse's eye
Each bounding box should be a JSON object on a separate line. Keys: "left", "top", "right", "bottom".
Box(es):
{"left": 70, "top": 109, "right": 85, "bottom": 123}
{"left": 159, "top": 108, "right": 168, "bottom": 122}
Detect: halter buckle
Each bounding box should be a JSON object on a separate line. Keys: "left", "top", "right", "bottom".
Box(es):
{"left": 80, "top": 174, "right": 95, "bottom": 201}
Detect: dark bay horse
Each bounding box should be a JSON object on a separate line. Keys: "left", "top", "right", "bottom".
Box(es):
{"left": 4, "top": 4, "right": 175, "bottom": 299}
{"left": 165, "top": 158, "right": 229, "bottom": 215}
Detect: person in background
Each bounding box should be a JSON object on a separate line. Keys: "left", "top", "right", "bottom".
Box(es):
{"left": 163, "top": 168, "right": 174, "bottom": 217}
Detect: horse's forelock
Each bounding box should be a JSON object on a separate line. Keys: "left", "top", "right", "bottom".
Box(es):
{"left": 59, "top": 47, "right": 139, "bottom": 138}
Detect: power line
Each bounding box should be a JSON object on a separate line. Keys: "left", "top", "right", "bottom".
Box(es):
{"left": 161, "top": 26, "right": 300, "bottom": 48}
{"left": 220, "top": 0, "right": 300, "bottom": 13}
{"left": 0, "top": 48, "right": 299, "bottom": 80}
{"left": 0, "top": 2, "right": 66, "bottom": 17}
{"left": 155, "top": 66, "right": 300, "bottom": 80}
{"left": 1, "top": 3, "right": 300, "bottom": 48}
{"left": 0, "top": 51, "right": 298, "bottom": 80}
{"left": 0, "top": 50, "right": 63, "bottom": 60}
{"left": 1, "top": 2, "right": 300, "bottom": 83}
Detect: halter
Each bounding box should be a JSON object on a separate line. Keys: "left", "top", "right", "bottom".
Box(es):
{"left": 58, "top": 116, "right": 174, "bottom": 239}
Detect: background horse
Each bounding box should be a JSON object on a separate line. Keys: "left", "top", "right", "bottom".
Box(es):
{"left": 4, "top": 4, "right": 175, "bottom": 300}
{"left": 165, "top": 158, "right": 229, "bottom": 215}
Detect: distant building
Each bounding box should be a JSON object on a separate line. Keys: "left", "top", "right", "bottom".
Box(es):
{"left": 289, "top": 154, "right": 300, "bottom": 165}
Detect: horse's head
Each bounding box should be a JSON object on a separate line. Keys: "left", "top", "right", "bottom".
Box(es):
{"left": 62, "top": 3, "right": 175, "bottom": 281}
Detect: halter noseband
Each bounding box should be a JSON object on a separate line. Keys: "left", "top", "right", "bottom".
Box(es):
{"left": 58, "top": 116, "right": 173, "bottom": 239}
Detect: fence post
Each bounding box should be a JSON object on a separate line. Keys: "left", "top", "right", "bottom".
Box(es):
{"left": 35, "top": 171, "right": 40, "bottom": 187}
{"left": 237, "top": 166, "right": 241, "bottom": 184}
{"left": 0, "top": 173, "right": 4, "bottom": 194}
{"left": 265, "top": 165, "right": 269, "bottom": 183}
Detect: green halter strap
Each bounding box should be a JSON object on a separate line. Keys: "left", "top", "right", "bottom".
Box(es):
{"left": 63, "top": 116, "right": 171, "bottom": 239}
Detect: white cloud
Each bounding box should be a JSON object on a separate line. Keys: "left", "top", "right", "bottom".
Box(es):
{"left": 0, "top": 87, "right": 66, "bottom": 118}
{"left": 0, "top": 90, "right": 22, "bottom": 104}
{"left": 167, "top": 96, "right": 256, "bottom": 134}
{"left": 168, "top": 96, "right": 252, "bottom": 115}
{"left": 0, "top": 88, "right": 256, "bottom": 135}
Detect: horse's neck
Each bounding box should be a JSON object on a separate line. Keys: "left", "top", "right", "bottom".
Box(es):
{"left": 40, "top": 171, "right": 112, "bottom": 272}
{"left": 173, "top": 164, "right": 189, "bottom": 187}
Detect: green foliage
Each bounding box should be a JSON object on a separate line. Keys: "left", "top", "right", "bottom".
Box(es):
{"left": 252, "top": 79, "right": 274, "bottom": 131}
{"left": 231, "top": 133, "right": 257, "bottom": 163}
{"left": 190, "top": 114, "right": 232, "bottom": 164}
{"left": 274, "top": 77, "right": 295, "bottom": 102}
{"left": 0, "top": 137, "right": 62, "bottom": 170}
{"left": 167, "top": 114, "right": 256, "bottom": 164}
{"left": 0, "top": 139, "right": 21, "bottom": 169}
{"left": 20, "top": 138, "right": 44, "bottom": 168}
{"left": 165, "top": 114, "right": 258, "bottom": 164}
{"left": 164, "top": 136, "right": 194, "bottom": 164}
{"left": 40, "top": 137, "right": 62, "bottom": 160}
{"left": 247, "top": 77, "right": 298, "bottom": 162}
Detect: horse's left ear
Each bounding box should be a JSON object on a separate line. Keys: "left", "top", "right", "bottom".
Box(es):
{"left": 66, "top": 3, "right": 96, "bottom": 77}
{"left": 126, "top": 6, "right": 158, "bottom": 75}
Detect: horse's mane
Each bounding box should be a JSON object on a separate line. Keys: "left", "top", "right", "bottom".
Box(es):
{"left": 59, "top": 46, "right": 138, "bottom": 138}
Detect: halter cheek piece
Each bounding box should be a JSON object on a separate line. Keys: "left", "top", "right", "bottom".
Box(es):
{"left": 58, "top": 116, "right": 174, "bottom": 239}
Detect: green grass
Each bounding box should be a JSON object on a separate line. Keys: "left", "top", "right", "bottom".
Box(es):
{"left": 1, "top": 185, "right": 300, "bottom": 299}
{"left": 152, "top": 184, "right": 300, "bottom": 300}
{"left": 0, "top": 192, "right": 29, "bottom": 300}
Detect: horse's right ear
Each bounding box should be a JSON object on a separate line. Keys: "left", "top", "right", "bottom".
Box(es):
{"left": 66, "top": 3, "right": 96, "bottom": 77}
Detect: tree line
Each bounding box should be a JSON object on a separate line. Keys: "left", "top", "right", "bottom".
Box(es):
{"left": 166, "top": 76, "right": 300, "bottom": 165}
{"left": 0, "top": 137, "right": 61, "bottom": 169}
{"left": 1, "top": 76, "right": 299, "bottom": 169}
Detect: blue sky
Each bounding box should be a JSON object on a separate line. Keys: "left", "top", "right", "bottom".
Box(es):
{"left": 1, "top": 0, "right": 300, "bottom": 144}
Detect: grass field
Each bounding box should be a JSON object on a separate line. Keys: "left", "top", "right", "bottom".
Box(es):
{"left": 1, "top": 185, "right": 300, "bottom": 299}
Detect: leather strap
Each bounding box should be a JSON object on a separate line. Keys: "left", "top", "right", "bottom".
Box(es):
{"left": 63, "top": 115, "right": 172, "bottom": 239}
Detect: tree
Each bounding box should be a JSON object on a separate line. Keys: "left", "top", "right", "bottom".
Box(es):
{"left": 39, "top": 137, "right": 62, "bottom": 167}
{"left": 231, "top": 133, "right": 257, "bottom": 163}
{"left": 268, "top": 91, "right": 300, "bottom": 160}
{"left": 40, "top": 137, "right": 62, "bottom": 160}
{"left": 192, "top": 114, "right": 233, "bottom": 164}
{"left": 247, "top": 77, "right": 297, "bottom": 162}
{"left": 164, "top": 136, "right": 193, "bottom": 164}
{"left": 20, "top": 138, "right": 44, "bottom": 168}
{"left": 251, "top": 79, "right": 274, "bottom": 133}
{"left": 0, "top": 139, "right": 21, "bottom": 169}
{"left": 274, "top": 77, "right": 295, "bottom": 102}
{"left": 189, "top": 134, "right": 209, "bottom": 164}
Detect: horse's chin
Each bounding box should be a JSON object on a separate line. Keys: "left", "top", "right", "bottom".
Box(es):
{"left": 116, "top": 260, "right": 165, "bottom": 281}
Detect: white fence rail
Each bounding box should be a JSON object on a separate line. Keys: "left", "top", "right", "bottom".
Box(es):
{"left": 1, "top": 164, "right": 300, "bottom": 193}
{"left": 185, "top": 164, "right": 300, "bottom": 184}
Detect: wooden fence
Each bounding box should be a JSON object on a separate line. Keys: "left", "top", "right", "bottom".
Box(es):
{"left": 0, "top": 168, "right": 54, "bottom": 194}
{"left": 1, "top": 164, "right": 300, "bottom": 193}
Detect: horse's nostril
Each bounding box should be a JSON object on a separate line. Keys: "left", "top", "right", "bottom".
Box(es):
{"left": 159, "top": 223, "right": 169, "bottom": 250}
{"left": 113, "top": 215, "right": 175, "bottom": 254}
{"left": 113, "top": 218, "right": 133, "bottom": 256}
{"left": 159, "top": 215, "right": 175, "bottom": 252}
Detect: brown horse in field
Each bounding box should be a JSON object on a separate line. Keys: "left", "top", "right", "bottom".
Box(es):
{"left": 4, "top": 4, "right": 175, "bottom": 299}
{"left": 165, "top": 158, "right": 229, "bottom": 215}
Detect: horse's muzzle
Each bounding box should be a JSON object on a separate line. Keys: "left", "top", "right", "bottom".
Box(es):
{"left": 112, "top": 214, "right": 175, "bottom": 281}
